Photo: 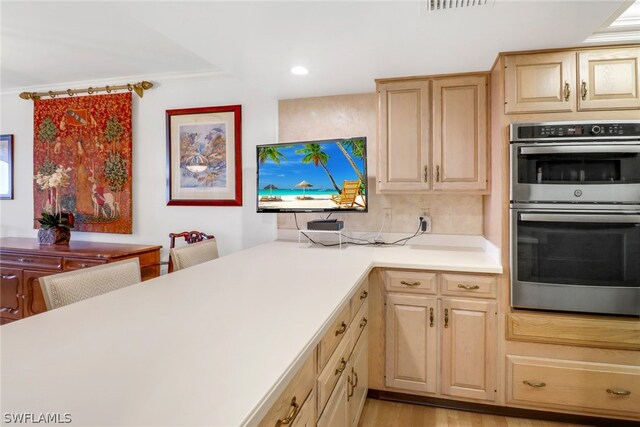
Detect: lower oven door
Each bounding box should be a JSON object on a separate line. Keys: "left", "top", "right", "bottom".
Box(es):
{"left": 511, "top": 209, "right": 640, "bottom": 316}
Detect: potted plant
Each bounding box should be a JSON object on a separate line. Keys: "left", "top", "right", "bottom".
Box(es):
{"left": 34, "top": 164, "right": 74, "bottom": 245}
{"left": 35, "top": 211, "right": 74, "bottom": 245}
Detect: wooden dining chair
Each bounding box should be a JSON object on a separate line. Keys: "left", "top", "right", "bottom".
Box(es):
{"left": 168, "top": 231, "right": 215, "bottom": 272}
{"left": 169, "top": 238, "right": 219, "bottom": 272}
{"left": 39, "top": 258, "right": 141, "bottom": 310}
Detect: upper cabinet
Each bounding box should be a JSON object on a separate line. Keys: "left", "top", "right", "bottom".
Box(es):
{"left": 504, "top": 46, "right": 640, "bottom": 114}
{"left": 377, "top": 73, "right": 489, "bottom": 194}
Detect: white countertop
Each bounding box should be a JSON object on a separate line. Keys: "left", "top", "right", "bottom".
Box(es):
{"left": 0, "top": 240, "right": 501, "bottom": 427}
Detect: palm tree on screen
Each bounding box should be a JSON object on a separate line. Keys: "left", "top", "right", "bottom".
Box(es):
{"left": 336, "top": 138, "right": 366, "bottom": 184}
{"left": 258, "top": 146, "right": 286, "bottom": 165}
{"left": 295, "top": 144, "right": 341, "bottom": 192}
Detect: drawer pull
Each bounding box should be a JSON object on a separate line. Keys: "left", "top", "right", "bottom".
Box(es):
{"left": 335, "top": 358, "right": 347, "bottom": 375}
{"left": 17, "top": 258, "right": 33, "bottom": 263}
{"left": 444, "top": 308, "right": 449, "bottom": 328}
{"left": 352, "top": 369, "right": 359, "bottom": 388}
{"left": 79, "top": 263, "right": 92, "bottom": 268}
{"left": 359, "top": 317, "right": 368, "bottom": 329}
{"left": 359, "top": 290, "right": 368, "bottom": 300}
{"left": 275, "top": 396, "right": 299, "bottom": 426}
{"left": 581, "top": 80, "right": 588, "bottom": 100}
{"left": 335, "top": 322, "right": 347, "bottom": 336}
{"left": 564, "top": 81, "right": 571, "bottom": 101}
{"left": 400, "top": 280, "right": 421, "bottom": 287}
{"left": 429, "top": 307, "right": 434, "bottom": 327}
{"left": 347, "top": 372, "right": 354, "bottom": 400}
{"left": 1, "top": 274, "right": 17, "bottom": 280}
{"left": 607, "top": 388, "right": 631, "bottom": 396}
{"left": 457, "top": 284, "right": 480, "bottom": 290}
{"left": 523, "top": 380, "right": 546, "bottom": 388}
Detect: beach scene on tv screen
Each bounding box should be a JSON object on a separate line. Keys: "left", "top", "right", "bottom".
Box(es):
{"left": 258, "top": 138, "right": 366, "bottom": 211}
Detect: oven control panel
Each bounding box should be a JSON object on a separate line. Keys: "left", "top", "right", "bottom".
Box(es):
{"left": 512, "top": 122, "right": 640, "bottom": 141}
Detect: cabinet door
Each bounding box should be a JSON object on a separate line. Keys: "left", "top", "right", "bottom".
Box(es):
{"left": 441, "top": 298, "right": 497, "bottom": 401}
{"left": 318, "top": 373, "right": 349, "bottom": 427}
{"left": 432, "top": 76, "right": 488, "bottom": 192}
{"left": 504, "top": 52, "right": 575, "bottom": 113}
{"left": 22, "top": 270, "right": 49, "bottom": 317}
{"left": 349, "top": 328, "right": 368, "bottom": 427}
{"left": 378, "top": 80, "right": 431, "bottom": 192}
{"left": 578, "top": 47, "right": 640, "bottom": 111}
{"left": 385, "top": 293, "right": 437, "bottom": 393}
{"left": 0, "top": 267, "right": 23, "bottom": 321}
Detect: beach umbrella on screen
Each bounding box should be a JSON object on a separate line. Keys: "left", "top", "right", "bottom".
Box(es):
{"left": 263, "top": 184, "right": 278, "bottom": 197}
{"left": 295, "top": 180, "right": 313, "bottom": 198}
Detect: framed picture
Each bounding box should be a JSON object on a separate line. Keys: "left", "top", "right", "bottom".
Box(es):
{"left": 166, "top": 105, "right": 242, "bottom": 206}
{"left": 0, "top": 134, "right": 13, "bottom": 200}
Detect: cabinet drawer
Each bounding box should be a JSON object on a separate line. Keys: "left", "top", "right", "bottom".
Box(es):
{"left": 319, "top": 304, "right": 351, "bottom": 370}
{"left": 384, "top": 270, "right": 437, "bottom": 294}
{"left": 258, "top": 350, "right": 315, "bottom": 427}
{"left": 507, "top": 355, "right": 640, "bottom": 417}
{"left": 350, "top": 280, "right": 369, "bottom": 322}
{"left": 440, "top": 273, "right": 496, "bottom": 298}
{"left": 349, "top": 302, "right": 368, "bottom": 353}
{"left": 63, "top": 258, "right": 107, "bottom": 270}
{"left": 1, "top": 253, "right": 62, "bottom": 271}
{"left": 318, "top": 332, "right": 351, "bottom": 416}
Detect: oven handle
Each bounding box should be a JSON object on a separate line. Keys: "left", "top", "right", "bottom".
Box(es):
{"left": 520, "top": 213, "right": 640, "bottom": 223}
{"left": 520, "top": 145, "right": 640, "bottom": 155}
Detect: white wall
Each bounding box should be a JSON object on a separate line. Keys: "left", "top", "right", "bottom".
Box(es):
{"left": 0, "top": 74, "right": 279, "bottom": 259}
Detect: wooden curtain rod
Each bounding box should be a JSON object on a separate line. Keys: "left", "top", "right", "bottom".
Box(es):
{"left": 19, "top": 81, "right": 154, "bottom": 100}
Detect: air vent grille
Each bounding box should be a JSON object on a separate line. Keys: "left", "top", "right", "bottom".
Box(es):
{"left": 426, "top": 0, "right": 488, "bottom": 12}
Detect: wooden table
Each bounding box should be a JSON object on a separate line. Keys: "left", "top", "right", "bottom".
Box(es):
{"left": 0, "top": 237, "right": 161, "bottom": 324}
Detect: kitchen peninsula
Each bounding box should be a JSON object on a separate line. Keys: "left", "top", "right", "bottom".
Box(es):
{"left": 0, "top": 239, "right": 501, "bottom": 426}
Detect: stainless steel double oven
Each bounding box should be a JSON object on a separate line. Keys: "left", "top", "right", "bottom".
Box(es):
{"left": 510, "top": 121, "right": 640, "bottom": 316}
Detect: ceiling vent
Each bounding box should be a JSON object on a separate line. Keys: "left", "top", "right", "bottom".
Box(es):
{"left": 425, "top": 0, "right": 489, "bottom": 12}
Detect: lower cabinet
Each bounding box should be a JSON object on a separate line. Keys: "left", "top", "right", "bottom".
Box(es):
{"left": 318, "top": 374, "right": 350, "bottom": 427}
{"left": 348, "top": 328, "right": 368, "bottom": 427}
{"left": 507, "top": 355, "right": 640, "bottom": 419}
{"left": 383, "top": 270, "right": 497, "bottom": 402}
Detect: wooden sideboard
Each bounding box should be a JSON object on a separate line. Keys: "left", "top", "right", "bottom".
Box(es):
{"left": 0, "top": 237, "right": 161, "bottom": 325}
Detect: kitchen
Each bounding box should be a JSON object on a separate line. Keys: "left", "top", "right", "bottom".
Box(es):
{"left": 1, "top": 1, "right": 639, "bottom": 426}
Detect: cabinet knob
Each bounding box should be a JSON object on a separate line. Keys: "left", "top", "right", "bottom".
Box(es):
{"left": 523, "top": 380, "right": 546, "bottom": 388}
{"left": 606, "top": 388, "right": 631, "bottom": 396}
{"left": 275, "top": 396, "right": 299, "bottom": 426}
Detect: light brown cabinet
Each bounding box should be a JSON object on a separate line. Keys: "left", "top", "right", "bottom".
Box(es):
{"left": 348, "top": 330, "right": 368, "bottom": 427}
{"left": 317, "top": 373, "right": 350, "bottom": 427}
{"left": 377, "top": 73, "right": 488, "bottom": 194}
{"left": 504, "top": 46, "right": 640, "bottom": 114}
{"left": 383, "top": 270, "right": 497, "bottom": 402}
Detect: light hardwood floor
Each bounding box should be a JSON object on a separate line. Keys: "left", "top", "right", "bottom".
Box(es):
{"left": 357, "top": 399, "right": 588, "bottom": 427}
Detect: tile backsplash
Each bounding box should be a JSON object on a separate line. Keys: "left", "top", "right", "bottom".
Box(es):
{"left": 278, "top": 93, "right": 483, "bottom": 235}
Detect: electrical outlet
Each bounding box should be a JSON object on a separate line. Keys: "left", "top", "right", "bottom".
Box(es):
{"left": 383, "top": 207, "right": 392, "bottom": 222}
{"left": 422, "top": 215, "right": 432, "bottom": 233}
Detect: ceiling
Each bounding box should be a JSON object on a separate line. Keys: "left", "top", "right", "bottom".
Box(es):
{"left": 0, "top": 0, "right": 632, "bottom": 100}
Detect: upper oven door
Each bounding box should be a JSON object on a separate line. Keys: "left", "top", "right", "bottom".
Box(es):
{"left": 510, "top": 143, "right": 640, "bottom": 204}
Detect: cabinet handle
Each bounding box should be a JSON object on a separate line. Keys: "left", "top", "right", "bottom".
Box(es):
{"left": 564, "top": 81, "right": 570, "bottom": 101}
{"left": 523, "top": 380, "right": 546, "bottom": 388}
{"left": 429, "top": 307, "right": 434, "bottom": 327}
{"left": 457, "top": 284, "right": 480, "bottom": 290}
{"left": 335, "top": 322, "right": 347, "bottom": 336}
{"left": 79, "top": 263, "right": 92, "bottom": 268}
{"left": 359, "top": 317, "right": 368, "bottom": 329}
{"left": 607, "top": 388, "right": 631, "bottom": 396}
{"left": 275, "top": 396, "right": 299, "bottom": 426}
{"left": 424, "top": 165, "right": 428, "bottom": 182}
{"left": 360, "top": 290, "right": 368, "bottom": 300}
{"left": 444, "top": 308, "right": 449, "bottom": 328}
{"left": 335, "top": 358, "right": 347, "bottom": 375}
{"left": 436, "top": 165, "right": 440, "bottom": 182}
{"left": 352, "top": 369, "right": 359, "bottom": 388}
{"left": 1, "top": 274, "right": 17, "bottom": 280}
{"left": 581, "top": 80, "right": 588, "bottom": 100}
{"left": 400, "top": 280, "right": 421, "bottom": 287}
{"left": 17, "top": 258, "right": 33, "bottom": 263}
{"left": 347, "top": 374, "right": 353, "bottom": 401}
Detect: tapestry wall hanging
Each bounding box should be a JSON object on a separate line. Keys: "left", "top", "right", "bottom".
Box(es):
{"left": 33, "top": 93, "right": 133, "bottom": 233}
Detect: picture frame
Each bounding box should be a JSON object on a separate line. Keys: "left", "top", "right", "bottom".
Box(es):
{"left": 0, "top": 134, "right": 13, "bottom": 200}
{"left": 166, "top": 105, "right": 242, "bottom": 206}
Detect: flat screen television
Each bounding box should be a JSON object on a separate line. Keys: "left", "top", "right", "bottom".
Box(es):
{"left": 257, "top": 137, "right": 367, "bottom": 213}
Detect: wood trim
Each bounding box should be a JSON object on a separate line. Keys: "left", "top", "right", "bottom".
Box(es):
{"left": 506, "top": 312, "right": 640, "bottom": 351}
{"left": 497, "top": 43, "right": 640, "bottom": 58}
{"left": 366, "top": 389, "right": 639, "bottom": 426}
{"left": 376, "top": 71, "right": 490, "bottom": 84}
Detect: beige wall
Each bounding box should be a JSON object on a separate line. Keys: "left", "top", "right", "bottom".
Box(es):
{"left": 277, "top": 93, "right": 483, "bottom": 234}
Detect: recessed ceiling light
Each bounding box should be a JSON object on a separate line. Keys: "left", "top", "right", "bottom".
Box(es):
{"left": 291, "top": 66, "right": 309, "bottom": 76}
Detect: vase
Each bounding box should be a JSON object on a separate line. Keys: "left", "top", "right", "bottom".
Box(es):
{"left": 37, "top": 226, "right": 71, "bottom": 245}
